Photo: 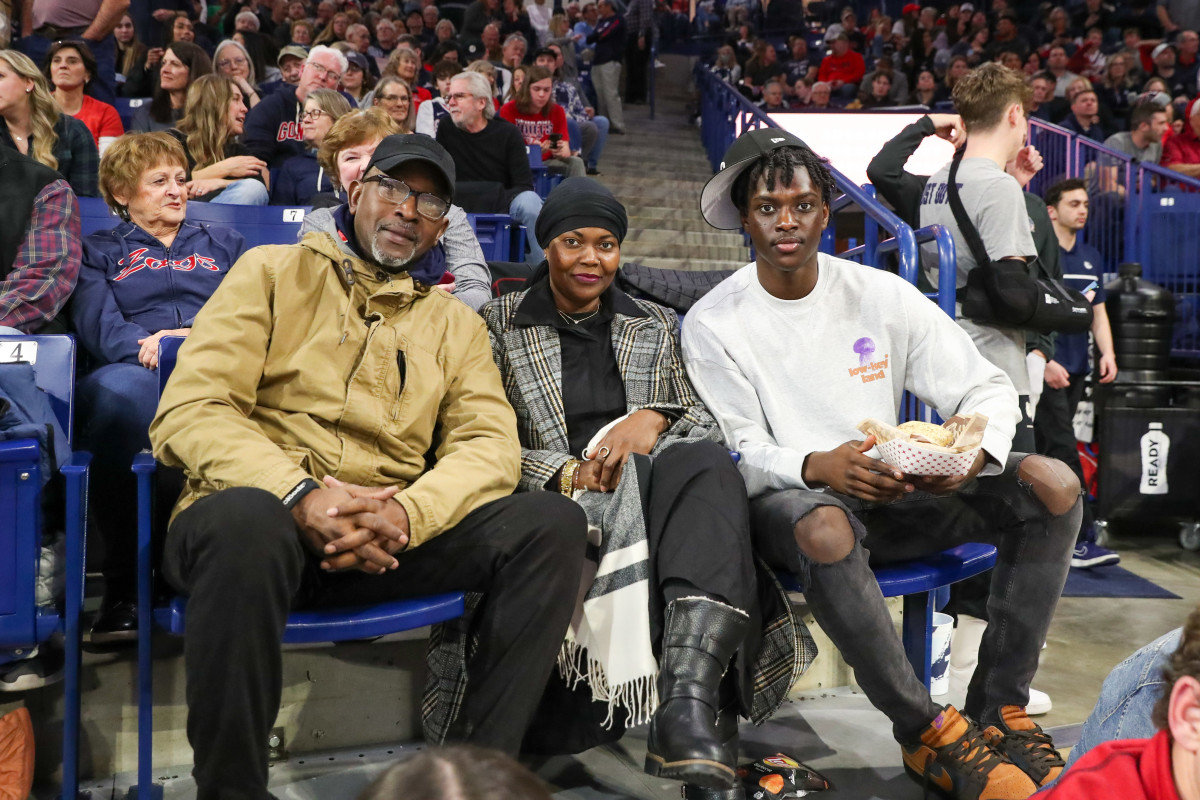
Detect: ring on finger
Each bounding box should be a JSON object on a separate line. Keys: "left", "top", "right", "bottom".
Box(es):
{"left": 597, "top": 445, "right": 611, "bottom": 459}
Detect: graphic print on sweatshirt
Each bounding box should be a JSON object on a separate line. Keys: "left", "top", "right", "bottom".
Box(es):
{"left": 848, "top": 336, "right": 890, "bottom": 384}
{"left": 114, "top": 248, "right": 221, "bottom": 281}
{"left": 511, "top": 117, "right": 555, "bottom": 145}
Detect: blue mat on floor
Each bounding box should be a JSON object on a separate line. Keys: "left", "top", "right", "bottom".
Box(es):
{"left": 1063, "top": 564, "right": 1181, "bottom": 599}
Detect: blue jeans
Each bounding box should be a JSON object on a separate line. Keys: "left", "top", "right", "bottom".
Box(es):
{"left": 509, "top": 190, "right": 544, "bottom": 265}
{"left": 212, "top": 179, "right": 269, "bottom": 205}
{"left": 77, "top": 362, "right": 161, "bottom": 592}
{"left": 1061, "top": 627, "right": 1179, "bottom": 774}
{"left": 20, "top": 33, "right": 116, "bottom": 106}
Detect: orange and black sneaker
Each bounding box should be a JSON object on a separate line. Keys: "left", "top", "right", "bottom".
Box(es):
{"left": 901, "top": 706, "right": 1037, "bottom": 800}
{"left": 984, "top": 705, "right": 1066, "bottom": 788}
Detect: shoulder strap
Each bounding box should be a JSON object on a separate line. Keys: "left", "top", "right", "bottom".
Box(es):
{"left": 945, "top": 149, "right": 994, "bottom": 270}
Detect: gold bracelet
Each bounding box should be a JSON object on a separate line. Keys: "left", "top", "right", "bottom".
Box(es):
{"left": 559, "top": 459, "right": 580, "bottom": 495}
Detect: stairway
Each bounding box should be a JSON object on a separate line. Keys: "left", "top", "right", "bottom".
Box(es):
{"left": 591, "top": 59, "right": 750, "bottom": 272}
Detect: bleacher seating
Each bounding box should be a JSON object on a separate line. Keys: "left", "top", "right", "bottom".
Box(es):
{"left": 115, "top": 97, "right": 150, "bottom": 131}
{"left": 527, "top": 144, "right": 563, "bottom": 198}
{"left": 131, "top": 336, "right": 466, "bottom": 800}
{"left": 0, "top": 335, "right": 90, "bottom": 799}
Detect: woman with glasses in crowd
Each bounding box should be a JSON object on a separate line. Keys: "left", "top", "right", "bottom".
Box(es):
{"left": 131, "top": 41, "right": 212, "bottom": 133}
{"left": 170, "top": 74, "right": 269, "bottom": 204}
{"left": 213, "top": 39, "right": 262, "bottom": 109}
{"left": 273, "top": 88, "right": 351, "bottom": 204}
{"left": 0, "top": 49, "right": 99, "bottom": 196}
{"left": 370, "top": 75, "right": 415, "bottom": 131}
{"left": 45, "top": 41, "right": 125, "bottom": 156}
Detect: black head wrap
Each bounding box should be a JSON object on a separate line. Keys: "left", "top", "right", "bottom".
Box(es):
{"left": 534, "top": 177, "right": 628, "bottom": 249}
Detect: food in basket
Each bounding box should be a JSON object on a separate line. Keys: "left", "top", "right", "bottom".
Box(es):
{"left": 897, "top": 421, "right": 955, "bottom": 447}
{"left": 856, "top": 413, "right": 989, "bottom": 477}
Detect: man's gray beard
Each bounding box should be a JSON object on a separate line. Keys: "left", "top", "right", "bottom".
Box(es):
{"left": 369, "top": 234, "right": 418, "bottom": 273}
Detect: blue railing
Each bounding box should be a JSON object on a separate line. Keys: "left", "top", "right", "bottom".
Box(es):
{"left": 695, "top": 64, "right": 958, "bottom": 316}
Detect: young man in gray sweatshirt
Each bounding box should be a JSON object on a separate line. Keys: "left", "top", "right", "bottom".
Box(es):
{"left": 681, "top": 127, "right": 1080, "bottom": 800}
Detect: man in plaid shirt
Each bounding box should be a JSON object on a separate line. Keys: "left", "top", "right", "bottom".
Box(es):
{"left": 0, "top": 148, "right": 82, "bottom": 335}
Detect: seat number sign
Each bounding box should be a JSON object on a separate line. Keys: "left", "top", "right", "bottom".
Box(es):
{"left": 0, "top": 340, "right": 38, "bottom": 364}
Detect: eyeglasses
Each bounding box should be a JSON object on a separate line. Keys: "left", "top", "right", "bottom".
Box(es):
{"left": 302, "top": 108, "right": 329, "bottom": 121}
{"left": 445, "top": 91, "right": 476, "bottom": 104}
{"left": 308, "top": 61, "right": 343, "bottom": 83}
{"left": 217, "top": 57, "right": 248, "bottom": 69}
{"left": 362, "top": 174, "right": 450, "bottom": 219}
{"left": 376, "top": 93, "right": 407, "bottom": 104}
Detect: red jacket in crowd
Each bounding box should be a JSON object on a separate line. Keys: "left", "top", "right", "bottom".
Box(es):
{"left": 817, "top": 50, "right": 866, "bottom": 85}
{"left": 1033, "top": 730, "right": 1180, "bottom": 800}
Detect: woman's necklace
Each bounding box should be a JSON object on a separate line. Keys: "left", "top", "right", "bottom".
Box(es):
{"left": 557, "top": 307, "right": 600, "bottom": 325}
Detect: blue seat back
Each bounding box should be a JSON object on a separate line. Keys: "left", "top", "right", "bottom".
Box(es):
{"left": 467, "top": 213, "right": 514, "bottom": 262}
{"left": 79, "top": 196, "right": 121, "bottom": 237}
{"left": 115, "top": 97, "right": 150, "bottom": 129}
{"left": 0, "top": 335, "right": 76, "bottom": 648}
{"left": 157, "top": 336, "right": 186, "bottom": 396}
{"left": 184, "top": 202, "right": 309, "bottom": 248}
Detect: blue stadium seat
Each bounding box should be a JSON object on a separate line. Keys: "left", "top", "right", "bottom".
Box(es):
{"left": 133, "top": 336, "right": 465, "bottom": 799}
{"left": 0, "top": 335, "right": 90, "bottom": 799}
{"left": 78, "top": 196, "right": 120, "bottom": 236}
{"left": 467, "top": 213, "right": 514, "bottom": 262}
{"left": 527, "top": 144, "right": 563, "bottom": 198}
{"left": 76, "top": 198, "right": 309, "bottom": 248}
{"left": 115, "top": 97, "right": 150, "bottom": 130}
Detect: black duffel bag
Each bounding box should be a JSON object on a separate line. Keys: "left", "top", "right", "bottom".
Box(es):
{"left": 946, "top": 149, "right": 1093, "bottom": 335}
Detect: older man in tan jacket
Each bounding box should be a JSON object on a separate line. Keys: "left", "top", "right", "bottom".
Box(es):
{"left": 150, "top": 135, "right": 587, "bottom": 800}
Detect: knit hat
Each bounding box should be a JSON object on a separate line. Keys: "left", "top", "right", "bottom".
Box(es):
{"left": 534, "top": 177, "right": 628, "bottom": 246}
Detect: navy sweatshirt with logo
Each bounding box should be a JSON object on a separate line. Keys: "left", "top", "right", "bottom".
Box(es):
{"left": 243, "top": 83, "right": 305, "bottom": 170}
{"left": 72, "top": 220, "right": 247, "bottom": 366}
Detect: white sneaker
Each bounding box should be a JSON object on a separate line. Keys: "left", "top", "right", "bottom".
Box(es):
{"left": 1026, "top": 688, "right": 1052, "bottom": 716}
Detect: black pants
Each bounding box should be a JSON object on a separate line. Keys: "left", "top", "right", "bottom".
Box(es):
{"left": 1035, "top": 372, "right": 1092, "bottom": 533}
{"left": 624, "top": 36, "right": 650, "bottom": 104}
{"left": 751, "top": 453, "right": 1078, "bottom": 741}
{"left": 163, "top": 488, "right": 588, "bottom": 800}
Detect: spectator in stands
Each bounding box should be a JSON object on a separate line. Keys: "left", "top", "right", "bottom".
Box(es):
{"left": 272, "top": 88, "right": 350, "bottom": 205}
{"left": 234, "top": 31, "right": 279, "bottom": 87}
{"left": 437, "top": 71, "right": 544, "bottom": 263}
{"left": 861, "top": 55, "right": 908, "bottom": 104}
{"left": 244, "top": 45, "right": 346, "bottom": 171}
{"left": 573, "top": 1, "right": 598, "bottom": 55}
{"left": 482, "top": 177, "right": 804, "bottom": 790}
{"left": 1100, "top": 101, "right": 1169, "bottom": 194}
{"left": 342, "top": 52, "right": 376, "bottom": 107}
{"left": 114, "top": 14, "right": 151, "bottom": 98}
{"left": 464, "top": 0, "right": 504, "bottom": 45}
{"left": 0, "top": 50, "right": 99, "bottom": 197}
{"left": 305, "top": 111, "right": 492, "bottom": 308}
{"left": 466, "top": 59, "right": 503, "bottom": 106}
{"left": 371, "top": 75, "right": 415, "bottom": 132}
{"left": 0, "top": 144, "right": 81, "bottom": 335}
{"left": 871, "top": 16, "right": 900, "bottom": 62}
{"left": 919, "top": 64, "right": 1043, "bottom": 446}
{"left": 1039, "top": 6, "right": 1074, "bottom": 51}
{"left": 742, "top": 40, "right": 785, "bottom": 99}
{"left": 1096, "top": 55, "right": 1136, "bottom": 123}
{"left": 74, "top": 132, "right": 246, "bottom": 643}
{"left": 162, "top": 12, "right": 196, "bottom": 48}
{"left": 848, "top": 72, "right": 897, "bottom": 109}
{"left": 172, "top": 75, "right": 268, "bottom": 204}
{"left": 500, "top": 2, "right": 537, "bottom": 53}
{"left": 500, "top": 33, "right": 530, "bottom": 79}
{"left": 1067, "top": 27, "right": 1110, "bottom": 83}
{"left": 384, "top": 47, "right": 433, "bottom": 110}
{"left": 1177, "top": 31, "right": 1200, "bottom": 91}
{"left": 370, "top": 21, "right": 400, "bottom": 65}
{"left": 130, "top": 41, "right": 210, "bottom": 133}
{"left": 1163, "top": 97, "right": 1200, "bottom": 179}
{"left": 505, "top": 63, "right": 528, "bottom": 103}
{"left": 1160, "top": 0, "right": 1200, "bottom": 40}
{"left": 1151, "top": 42, "right": 1193, "bottom": 101}
{"left": 18, "top": 0, "right": 125, "bottom": 107}
{"left": 684, "top": 128, "right": 1078, "bottom": 800}
{"left": 757, "top": 79, "right": 789, "bottom": 111}
{"left": 159, "top": 132, "right": 587, "bottom": 779}
{"left": 710, "top": 44, "right": 741, "bottom": 86}
{"left": 544, "top": 14, "right": 579, "bottom": 76}
{"left": 1030, "top": 70, "right": 1067, "bottom": 122}
{"left": 805, "top": 81, "right": 832, "bottom": 110}
{"left": 824, "top": 6, "right": 867, "bottom": 52}
{"left": 1060, "top": 85, "right": 1110, "bottom": 140}
{"left": 312, "top": 11, "right": 349, "bottom": 46}
{"left": 817, "top": 33, "right": 865, "bottom": 102}
{"left": 1039, "top": 605, "right": 1200, "bottom": 798}
{"left": 345, "top": 24, "right": 374, "bottom": 63}
{"left": 288, "top": 19, "right": 315, "bottom": 48}
{"left": 1047, "top": 45, "right": 1082, "bottom": 97}
{"left": 909, "top": 68, "right": 937, "bottom": 106}
{"left": 213, "top": 39, "right": 262, "bottom": 110}
{"left": 416, "top": 60, "right": 463, "bottom": 135}
{"left": 268, "top": 46, "right": 307, "bottom": 93}
{"left": 622, "top": 0, "right": 653, "bottom": 106}
{"left": 359, "top": 746, "right": 553, "bottom": 800}
{"left": 541, "top": 44, "right": 607, "bottom": 175}
{"left": 588, "top": 0, "right": 626, "bottom": 134}
{"left": 1036, "top": 178, "right": 1119, "bottom": 570}
{"left": 45, "top": 41, "right": 124, "bottom": 156}
{"left": 782, "top": 35, "right": 817, "bottom": 90}
{"left": 499, "top": 65, "right": 583, "bottom": 180}
{"left": 935, "top": 55, "right": 971, "bottom": 104}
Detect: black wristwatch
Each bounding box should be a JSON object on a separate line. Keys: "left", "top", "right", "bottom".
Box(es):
{"left": 283, "top": 477, "right": 321, "bottom": 510}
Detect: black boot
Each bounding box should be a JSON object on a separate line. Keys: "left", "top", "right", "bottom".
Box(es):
{"left": 682, "top": 687, "right": 746, "bottom": 800}
{"left": 645, "top": 597, "right": 749, "bottom": 789}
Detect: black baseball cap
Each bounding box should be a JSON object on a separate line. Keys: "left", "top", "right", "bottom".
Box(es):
{"left": 365, "top": 134, "right": 457, "bottom": 201}
{"left": 534, "top": 47, "right": 558, "bottom": 60}
{"left": 700, "top": 128, "right": 811, "bottom": 230}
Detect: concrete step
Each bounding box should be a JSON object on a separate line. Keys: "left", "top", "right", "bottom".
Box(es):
{"left": 623, "top": 227, "right": 746, "bottom": 249}
{"left": 636, "top": 255, "right": 749, "bottom": 271}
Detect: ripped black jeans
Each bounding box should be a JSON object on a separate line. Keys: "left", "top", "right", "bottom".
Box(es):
{"left": 750, "top": 453, "right": 1080, "bottom": 743}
